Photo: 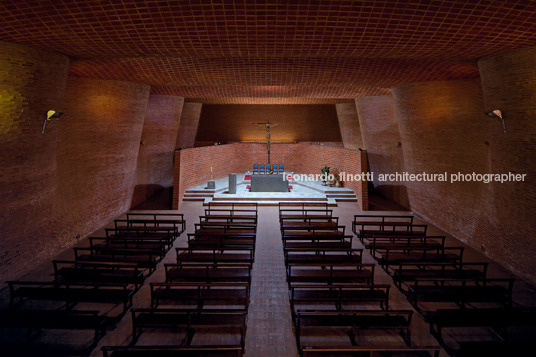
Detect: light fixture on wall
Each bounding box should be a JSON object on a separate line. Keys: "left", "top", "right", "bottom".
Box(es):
{"left": 485, "top": 110, "right": 506, "bottom": 133}
{"left": 42, "top": 110, "right": 64, "bottom": 134}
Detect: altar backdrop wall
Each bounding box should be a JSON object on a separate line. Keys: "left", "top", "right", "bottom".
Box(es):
{"left": 173, "top": 143, "right": 368, "bottom": 210}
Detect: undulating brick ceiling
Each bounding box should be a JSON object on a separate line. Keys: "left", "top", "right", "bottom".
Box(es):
{"left": 1, "top": 0, "right": 536, "bottom": 103}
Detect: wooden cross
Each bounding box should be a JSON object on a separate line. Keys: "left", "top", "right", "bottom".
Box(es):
{"left": 253, "top": 121, "right": 280, "bottom": 171}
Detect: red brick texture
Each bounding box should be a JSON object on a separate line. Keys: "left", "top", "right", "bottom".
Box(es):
{"left": 478, "top": 47, "right": 536, "bottom": 282}
{"left": 336, "top": 103, "right": 364, "bottom": 150}
{"left": 393, "top": 79, "right": 490, "bottom": 243}
{"left": 356, "top": 95, "right": 408, "bottom": 206}
{"left": 194, "top": 105, "right": 342, "bottom": 146}
{"left": 176, "top": 102, "right": 202, "bottom": 149}
{"left": 173, "top": 143, "right": 367, "bottom": 210}
{"left": 57, "top": 77, "right": 150, "bottom": 248}
{"left": 132, "top": 94, "right": 184, "bottom": 207}
{"left": 0, "top": 41, "right": 69, "bottom": 282}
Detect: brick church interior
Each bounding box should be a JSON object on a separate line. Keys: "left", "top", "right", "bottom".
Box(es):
{"left": 1, "top": 1, "right": 536, "bottom": 356}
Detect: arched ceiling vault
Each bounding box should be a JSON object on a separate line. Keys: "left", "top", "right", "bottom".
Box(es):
{"left": 2, "top": 1, "right": 535, "bottom": 103}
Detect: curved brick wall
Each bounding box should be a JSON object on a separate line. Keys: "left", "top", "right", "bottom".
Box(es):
{"left": 58, "top": 77, "right": 150, "bottom": 242}
{"left": 478, "top": 47, "right": 536, "bottom": 281}
{"left": 336, "top": 103, "right": 364, "bottom": 150}
{"left": 133, "top": 94, "right": 184, "bottom": 207}
{"left": 0, "top": 41, "right": 69, "bottom": 281}
{"left": 392, "top": 79, "right": 492, "bottom": 249}
{"left": 356, "top": 95, "right": 408, "bottom": 206}
{"left": 176, "top": 102, "right": 202, "bottom": 149}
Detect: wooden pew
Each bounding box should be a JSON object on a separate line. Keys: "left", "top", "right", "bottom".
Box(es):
{"left": 7, "top": 281, "right": 134, "bottom": 313}
{"left": 130, "top": 308, "right": 247, "bottom": 349}
{"left": 165, "top": 263, "right": 252, "bottom": 284}
{"left": 204, "top": 206, "right": 258, "bottom": 221}
{"left": 375, "top": 246, "right": 465, "bottom": 271}
{"left": 289, "top": 284, "right": 391, "bottom": 312}
{"left": 208, "top": 201, "right": 258, "bottom": 211}
{"left": 392, "top": 262, "right": 488, "bottom": 288}
{"left": 176, "top": 248, "right": 255, "bottom": 265}
{"left": 280, "top": 216, "right": 339, "bottom": 229}
{"left": 150, "top": 282, "right": 250, "bottom": 310}
{"left": 358, "top": 224, "right": 428, "bottom": 243}
{"left": 195, "top": 222, "right": 257, "bottom": 235}
{"left": 73, "top": 247, "right": 160, "bottom": 271}
{"left": 199, "top": 215, "right": 258, "bottom": 225}
{"left": 90, "top": 235, "right": 170, "bottom": 252}
{"left": 53, "top": 260, "right": 144, "bottom": 289}
{"left": 90, "top": 237, "right": 167, "bottom": 256}
{"left": 102, "top": 345, "right": 243, "bottom": 357}
{"left": 295, "top": 310, "right": 414, "bottom": 354}
{"left": 187, "top": 233, "right": 256, "bottom": 250}
{"left": 352, "top": 214, "right": 414, "bottom": 235}
{"left": 104, "top": 228, "right": 178, "bottom": 248}
{"left": 279, "top": 206, "right": 333, "bottom": 221}
{"left": 284, "top": 248, "right": 363, "bottom": 265}
{"left": 283, "top": 239, "right": 352, "bottom": 250}
{"left": 425, "top": 307, "right": 536, "bottom": 345}
{"left": 114, "top": 220, "right": 182, "bottom": 234}
{"left": 286, "top": 263, "right": 375, "bottom": 285}
{"left": 281, "top": 225, "right": 347, "bottom": 239}
{"left": 106, "top": 226, "right": 180, "bottom": 240}
{"left": 125, "top": 212, "right": 186, "bottom": 232}
{"left": 280, "top": 221, "right": 342, "bottom": 233}
{"left": 0, "top": 309, "right": 107, "bottom": 347}
{"left": 441, "top": 341, "right": 533, "bottom": 357}
{"left": 301, "top": 345, "right": 440, "bottom": 357}
{"left": 366, "top": 235, "right": 446, "bottom": 256}
{"left": 407, "top": 278, "right": 515, "bottom": 309}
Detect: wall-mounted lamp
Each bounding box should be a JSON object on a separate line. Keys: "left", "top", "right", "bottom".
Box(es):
{"left": 485, "top": 110, "right": 506, "bottom": 133}
{"left": 42, "top": 110, "right": 64, "bottom": 134}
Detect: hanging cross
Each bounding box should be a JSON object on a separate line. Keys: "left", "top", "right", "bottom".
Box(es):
{"left": 253, "top": 121, "right": 280, "bottom": 171}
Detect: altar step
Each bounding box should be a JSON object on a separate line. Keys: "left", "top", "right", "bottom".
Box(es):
{"left": 326, "top": 192, "right": 357, "bottom": 202}
{"left": 212, "top": 196, "right": 328, "bottom": 202}
{"left": 202, "top": 199, "right": 338, "bottom": 207}
{"left": 182, "top": 190, "right": 216, "bottom": 201}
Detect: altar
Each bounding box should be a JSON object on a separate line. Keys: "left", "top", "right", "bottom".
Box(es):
{"left": 250, "top": 174, "right": 289, "bottom": 192}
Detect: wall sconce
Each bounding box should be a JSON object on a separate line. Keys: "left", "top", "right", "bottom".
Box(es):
{"left": 42, "top": 110, "right": 64, "bottom": 134}
{"left": 485, "top": 110, "right": 506, "bottom": 133}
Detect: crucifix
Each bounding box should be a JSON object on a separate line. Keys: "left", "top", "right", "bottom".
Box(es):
{"left": 253, "top": 121, "right": 280, "bottom": 172}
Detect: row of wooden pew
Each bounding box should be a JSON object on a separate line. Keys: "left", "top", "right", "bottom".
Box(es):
{"left": 100, "top": 204, "right": 258, "bottom": 356}
{"left": 353, "top": 214, "right": 535, "bottom": 356}
{"left": 279, "top": 203, "right": 440, "bottom": 357}
{"left": 1, "top": 213, "right": 184, "bottom": 355}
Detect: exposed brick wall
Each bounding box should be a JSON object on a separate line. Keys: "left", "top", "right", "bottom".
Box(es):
{"left": 132, "top": 94, "right": 184, "bottom": 207}
{"left": 57, "top": 77, "right": 150, "bottom": 246}
{"left": 173, "top": 143, "right": 367, "bottom": 209}
{"left": 336, "top": 103, "right": 364, "bottom": 150}
{"left": 194, "top": 105, "right": 342, "bottom": 146}
{"left": 0, "top": 41, "right": 69, "bottom": 282}
{"left": 392, "top": 79, "right": 493, "bottom": 256}
{"left": 176, "top": 102, "right": 202, "bottom": 149}
{"left": 478, "top": 47, "right": 536, "bottom": 282}
{"left": 356, "top": 95, "right": 408, "bottom": 206}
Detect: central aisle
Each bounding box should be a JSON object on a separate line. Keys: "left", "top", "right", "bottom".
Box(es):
{"left": 245, "top": 206, "right": 298, "bottom": 356}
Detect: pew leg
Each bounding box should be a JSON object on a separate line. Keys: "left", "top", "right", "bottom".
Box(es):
{"left": 402, "top": 327, "right": 411, "bottom": 346}
{"left": 186, "top": 328, "right": 195, "bottom": 346}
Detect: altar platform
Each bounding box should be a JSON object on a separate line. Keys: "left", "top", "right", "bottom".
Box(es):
{"left": 182, "top": 173, "right": 357, "bottom": 206}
